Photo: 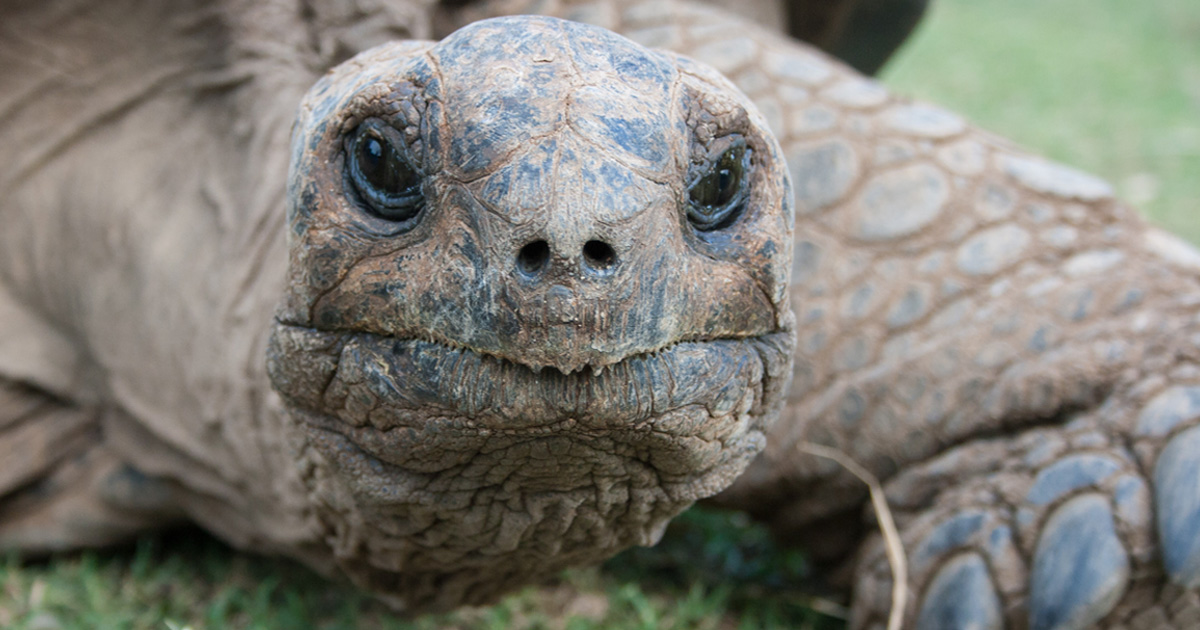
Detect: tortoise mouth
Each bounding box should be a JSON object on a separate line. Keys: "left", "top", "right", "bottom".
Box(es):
{"left": 268, "top": 319, "right": 791, "bottom": 498}
{"left": 269, "top": 321, "right": 790, "bottom": 436}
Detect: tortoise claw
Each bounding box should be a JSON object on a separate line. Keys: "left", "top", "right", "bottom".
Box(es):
{"left": 1029, "top": 493, "right": 1129, "bottom": 630}
{"left": 1154, "top": 425, "right": 1200, "bottom": 589}
{"left": 916, "top": 552, "right": 1003, "bottom": 630}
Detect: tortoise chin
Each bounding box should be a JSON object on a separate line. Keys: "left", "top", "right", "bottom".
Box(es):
{"left": 266, "top": 320, "right": 791, "bottom": 610}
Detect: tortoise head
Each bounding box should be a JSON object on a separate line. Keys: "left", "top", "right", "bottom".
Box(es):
{"left": 267, "top": 15, "right": 795, "bottom": 610}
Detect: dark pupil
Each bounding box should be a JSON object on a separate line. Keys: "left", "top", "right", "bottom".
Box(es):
{"left": 692, "top": 147, "right": 743, "bottom": 207}
{"left": 357, "top": 133, "right": 416, "bottom": 194}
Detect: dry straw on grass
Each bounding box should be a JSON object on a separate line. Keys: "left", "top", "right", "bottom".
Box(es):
{"left": 797, "top": 442, "right": 908, "bottom": 630}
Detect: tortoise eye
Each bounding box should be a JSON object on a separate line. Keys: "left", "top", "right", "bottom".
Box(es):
{"left": 348, "top": 124, "right": 423, "bottom": 223}
{"left": 687, "top": 143, "right": 749, "bottom": 231}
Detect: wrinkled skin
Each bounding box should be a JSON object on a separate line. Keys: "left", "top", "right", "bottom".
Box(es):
{"left": 267, "top": 18, "right": 794, "bottom": 605}
{"left": 4, "top": 0, "right": 1200, "bottom": 627}
{"left": 0, "top": 3, "right": 794, "bottom": 613}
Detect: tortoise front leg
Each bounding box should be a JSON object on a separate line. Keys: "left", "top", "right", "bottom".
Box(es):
{"left": 0, "top": 283, "right": 182, "bottom": 552}
{"left": 852, "top": 399, "right": 1200, "bottom": 628}
{"left": 0, "top": 378, "right": 180, "bottom": 552}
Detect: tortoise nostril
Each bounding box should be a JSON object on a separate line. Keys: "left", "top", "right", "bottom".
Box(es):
{"left": 582, "top": 240, "right": 616, "bottom": 272}
{"left": 517, "top": 240, "right": 551, "bottom": 276}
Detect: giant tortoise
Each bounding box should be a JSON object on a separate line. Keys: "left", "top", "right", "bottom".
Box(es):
{"left": 3, "top": 0, "right": 1200, "bottom": 628}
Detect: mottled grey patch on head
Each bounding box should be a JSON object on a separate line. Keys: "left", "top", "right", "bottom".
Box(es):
{"left": 564, "top": 21, "right": 679, "bottom": 169}
{"left": 547, "top": 138, "right": 661, "bottom": 223}
{"left": 432, "top": 17, "right": 679, "bottom": 177}
{"left": 1029, "top": 494, "right": 1130, "bottom": 630}
{"left": 403, "top": 53, "right": 439, "bottom": 95}
{"left": 477, "top": 138, "right": 558, "bottom": 217}
{"left": 916, "top": 553, "right": 1004, "bottom": 630}
{"left": 851, "top": 163, "right": 948, "bottom": 240}
{"left": 434, "top": 24, "right": 569, "bottom": 174}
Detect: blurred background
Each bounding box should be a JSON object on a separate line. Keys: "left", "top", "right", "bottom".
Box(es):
{"left": 1, "top": 1, "right": 1197, "bottom": 628}
{"left": 887, "top": 0, "right": 1200, "bottom": 244}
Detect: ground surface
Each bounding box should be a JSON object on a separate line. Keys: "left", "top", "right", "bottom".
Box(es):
{"left": 2, "top": 0, "right": 1198, "bottom": 627}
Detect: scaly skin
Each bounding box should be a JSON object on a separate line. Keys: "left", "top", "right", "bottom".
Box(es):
{"left": 3, "top": 0, "right": 1200, "bottom": 626}
{"left": 448, "top": 1, "right": 1200, "bottom": 627}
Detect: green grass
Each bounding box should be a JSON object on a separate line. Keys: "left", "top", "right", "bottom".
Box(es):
{"left": 5, "top": 1, "right": 1198, "bottom": 628}
{"left": 0, "top": 509, "right": 841, "bottom": 630}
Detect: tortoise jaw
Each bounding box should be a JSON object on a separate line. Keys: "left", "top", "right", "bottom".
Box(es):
{"left": 268, "top": 320, "right": 792, "bottom": 594}
{"left": 267, "top": 320, "right": 792, "bottom": 436}
{"left": 267, "top": 320, "right": 792, "bottom": 592}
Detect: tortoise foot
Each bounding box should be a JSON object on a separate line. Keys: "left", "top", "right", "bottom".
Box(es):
{"left": 851, "top": 414, "right": 1200, "bottom": 629}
